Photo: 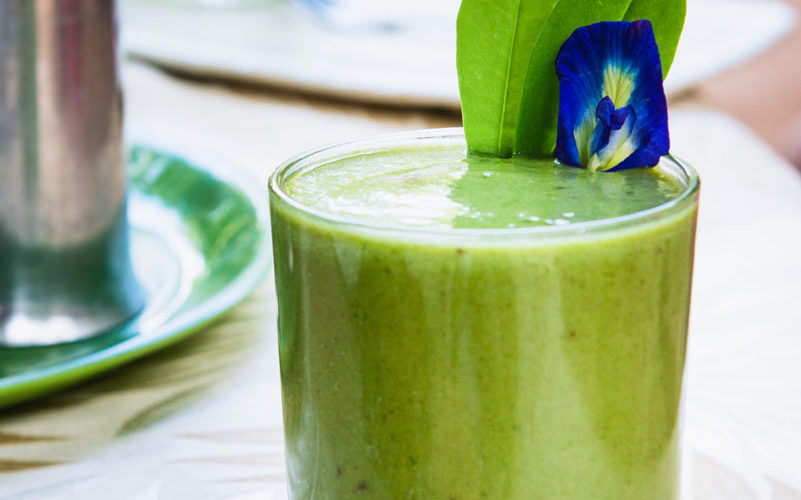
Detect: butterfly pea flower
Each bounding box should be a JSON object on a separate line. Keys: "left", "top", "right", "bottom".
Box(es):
{"left": 554, "top": 20, "right": 670, "bottom": 172}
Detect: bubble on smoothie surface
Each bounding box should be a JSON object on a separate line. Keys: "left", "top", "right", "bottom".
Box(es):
{"left": 284, "top": 146, "right": 685, "bottom": 231}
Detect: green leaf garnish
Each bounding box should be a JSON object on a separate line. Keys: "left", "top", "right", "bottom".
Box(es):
{"left": 456, "top": 0, "right": 686, "bottom": 158}
{"left": 624, "top": 0, "right": 686, "bottom": 75}
{"left": 456, "top": 1, "right": 553, "bottom": 157}
{"left": 514, "top": 0, "right": 634, "bottom": 156}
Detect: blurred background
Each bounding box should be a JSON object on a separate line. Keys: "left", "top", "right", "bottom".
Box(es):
{"left": 119, "top": 0, "right": 801, "bottom": 167}
{"left": 1, "top": 1, "right": 801, "bottom": 499}
{"left": 693, "top": 0, "right": 801, "bottom": 168}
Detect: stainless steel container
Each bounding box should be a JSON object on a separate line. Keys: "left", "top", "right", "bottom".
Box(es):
{"left": 0, "top": 0, "right": 145, "bottom": 346}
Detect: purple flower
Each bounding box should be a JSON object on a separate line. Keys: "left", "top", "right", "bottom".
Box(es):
{"left": 554, "top": 20, "right": 670, "bottom": 172}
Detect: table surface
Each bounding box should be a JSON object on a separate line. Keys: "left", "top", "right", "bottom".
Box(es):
{"left": 1, "top": 62, "right": 801, "bottom": 500}
{"left": 120, "top": 0, "right": 797, "bottom": 109}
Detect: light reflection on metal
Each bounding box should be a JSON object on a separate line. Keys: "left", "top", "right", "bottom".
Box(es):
{"left": 0, "top": 0, "right": 145, "bottom": 346}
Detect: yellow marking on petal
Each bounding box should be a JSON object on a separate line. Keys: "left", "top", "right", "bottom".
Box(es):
{"left": 602, "top": 64, "right": 636, "bottom": 107}
{"left": 573, "top": 109, "right": 596, "bottom": 166}
{"left": 587, "top": 154, "right": 604, "bottom": 172}
{"left": 596, "top": 123, "right": 638, "bottom": 171}
{"left": 601, "top": 136, "right": 637, "bottom": 170}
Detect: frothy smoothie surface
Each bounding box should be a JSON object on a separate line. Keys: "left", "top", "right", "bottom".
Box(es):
{"left": 284, "top": 146, "right": 684, "bottom": 230}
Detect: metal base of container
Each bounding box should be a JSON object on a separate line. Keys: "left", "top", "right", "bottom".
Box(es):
{"left": 0, "top": 209, "right": 145, "bottom": 347}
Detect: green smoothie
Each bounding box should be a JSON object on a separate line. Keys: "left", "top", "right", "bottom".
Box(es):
{"left": 270, "top": 133, "right": 698, "bottom": 500}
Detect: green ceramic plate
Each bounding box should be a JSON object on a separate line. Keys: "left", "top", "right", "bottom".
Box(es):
{"left": 0, "top": 146, "right": 270, "bottom": 410}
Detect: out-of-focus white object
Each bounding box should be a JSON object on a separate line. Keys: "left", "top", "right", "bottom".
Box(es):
{"left": 291, "top": 0, "right": 461, "bottom": 32}
{"left": 121, "top": 0, "right": 795, "bottom": 108}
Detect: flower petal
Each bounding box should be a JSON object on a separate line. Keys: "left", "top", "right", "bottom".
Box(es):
{"left": 554, "top": 20, "right": 670, "bottom": 172}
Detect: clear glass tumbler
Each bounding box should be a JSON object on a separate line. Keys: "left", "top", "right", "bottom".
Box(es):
{"left": 269, "top": 128, "right": 699, "bottom": 500}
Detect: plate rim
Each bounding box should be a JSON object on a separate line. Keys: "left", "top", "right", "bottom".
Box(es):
{"left": 0, "top": 144, "right": 271, "bottom": 410}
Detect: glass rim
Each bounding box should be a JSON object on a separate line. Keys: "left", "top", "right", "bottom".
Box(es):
{"left": 268, "top": 127, "right": 699, "bottom": 241}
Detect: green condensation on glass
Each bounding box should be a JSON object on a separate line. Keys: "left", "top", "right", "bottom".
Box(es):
{"left": 283, "top": 146, "right": 684, "bottom": 231}
{"left": 0, "top": 146, "right": 268, "bottom": 410}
